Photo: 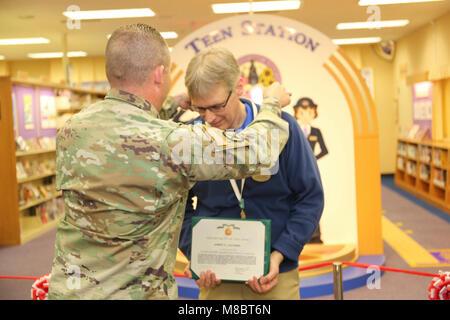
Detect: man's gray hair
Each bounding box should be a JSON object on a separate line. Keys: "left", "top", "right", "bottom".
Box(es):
{"left": 105, "top": 23, "right": 170, "bottom": 86}
{"left": 185, "top": 47, "right": 240, "bottom": 99}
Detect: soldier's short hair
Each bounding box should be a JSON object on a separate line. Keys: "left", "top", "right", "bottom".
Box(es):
{"left": 106, "top": 23, "right": 170, "bottom": 86}
{"left": 185, "top": 47, "right": 240, "bottom": 100}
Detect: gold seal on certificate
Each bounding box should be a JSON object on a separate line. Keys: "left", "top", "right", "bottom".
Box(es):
{"left": 190, "top": 217, "right": 271, "bottom": 282}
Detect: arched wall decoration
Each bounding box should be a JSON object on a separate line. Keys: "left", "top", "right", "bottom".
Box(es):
{"left": 169, "top": 14, "right": 383, "bottom": 255}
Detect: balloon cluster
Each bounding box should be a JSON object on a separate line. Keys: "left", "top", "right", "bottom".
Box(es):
{"left": 31, "top": 273, "right": 50, "bottom": 300}
{"left": 428, "top": 271, "right": 450, "bottom": 300}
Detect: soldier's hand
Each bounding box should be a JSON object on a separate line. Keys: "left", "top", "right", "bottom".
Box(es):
{"left": 174, "top": 92, "right": 191, "bottom": 110}
{"left": 263, "top": 82, "right": 291, "bottom": 107}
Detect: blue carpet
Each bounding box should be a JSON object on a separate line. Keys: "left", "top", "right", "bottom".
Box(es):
{"left": 381, "top": 174, "right": 450, "bottom": 223}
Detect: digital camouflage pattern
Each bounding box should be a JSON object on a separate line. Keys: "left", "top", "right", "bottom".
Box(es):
{"left": 48, "top": 88, "right": 289, "bottom": 300}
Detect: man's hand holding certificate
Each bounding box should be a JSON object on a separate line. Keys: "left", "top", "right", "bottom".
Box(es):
{"left": 187, "top": 217, "right": 272, "bottom": 288}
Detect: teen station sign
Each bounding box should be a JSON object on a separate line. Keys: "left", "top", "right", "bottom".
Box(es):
{"left": 183, "top": 19, "right": 321, "bottom": 55}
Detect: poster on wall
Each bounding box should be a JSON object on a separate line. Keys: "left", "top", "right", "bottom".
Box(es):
{"left": 170, "top": 14, "right": 361, "bottom": 245}
{"left": 40, "top": 96, "right": 56, "bottom": 129}
{"left": 23, "top": 94, "right": 34, "bottom": 130}
{"left": 412, "top": 81, "right": 433, "bottom": 140}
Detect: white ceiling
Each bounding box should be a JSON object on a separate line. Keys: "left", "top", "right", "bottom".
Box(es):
{"left": 0, "top": 0, "right": 449, "bottom": 60}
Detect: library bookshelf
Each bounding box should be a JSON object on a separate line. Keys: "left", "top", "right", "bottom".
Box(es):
{"left": 395, "top": 137, "right": 450, "bottom": 214}
{"left": 0, "top": 76, "right": 105, "bottom": 245}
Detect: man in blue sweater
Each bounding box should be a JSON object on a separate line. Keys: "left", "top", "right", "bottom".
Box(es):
{"left": 179, "top": 47, "right": 324, "bottom": 299}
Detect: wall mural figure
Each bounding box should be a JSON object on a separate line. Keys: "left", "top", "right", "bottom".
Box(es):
{"left": 294, "top": 97, "right": 328, "bottom": 243}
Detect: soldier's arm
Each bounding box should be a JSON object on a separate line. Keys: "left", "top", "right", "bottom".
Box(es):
{"left": 167, "top": 83, "right": 291, "bottom": 181}
{"left": 159, "top": 93, "right": 191, "bottom": 120}
{"left": 159, "top": 96, "right": 179, "bottom": 120}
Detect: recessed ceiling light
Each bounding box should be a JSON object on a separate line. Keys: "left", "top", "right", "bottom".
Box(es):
{"left": 337, "top": 20, "right": 409, "bottom": 29}
{"left": 359, "top": 0, "right": 443, "bottom": 5}
{"left": 332, "top": 37, "right": 382, "bottom": 45}
{"left": 0, "top": 37, "right": 50, "bottom": 45}
{"left": 62, "top": 8, "right": 155, "bottom": 20}
{"left": 212, "top": 1, "right": 301, "bottom": 14}
{"left": 28, "top": 51, "right": 87, "bottom": 59}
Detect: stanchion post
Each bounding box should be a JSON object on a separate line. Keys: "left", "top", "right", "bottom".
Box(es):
{"left": 333, "top": 262, "right": 343, "bottom": 300}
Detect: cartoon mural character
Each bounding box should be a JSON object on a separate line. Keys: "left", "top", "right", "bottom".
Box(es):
{"left": 294, "top": 97, "right": 328, "bottom": 244}
{"left": 293, "top": 97, "right": 328, "bottom": 160}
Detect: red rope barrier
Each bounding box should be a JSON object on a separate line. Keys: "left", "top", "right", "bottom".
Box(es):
{"left": 0, "top": 261, "right": 441, "bottom": 281}
{"left": 0, "top": 275, "right": 40, "bottom": 280}
{"left": 342, "top": 261, "right": 440, "bottom": 278}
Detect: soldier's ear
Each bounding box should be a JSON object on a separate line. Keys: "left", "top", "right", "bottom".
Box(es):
{"left": 153, "top": 65, "right": 165, "bottom": 87}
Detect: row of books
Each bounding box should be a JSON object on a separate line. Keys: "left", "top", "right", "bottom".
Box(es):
{"left": 16, "top": 136, "right": 56, "bottom": 153}
{"left": 16, "top": 159, "right": 56, "bottom": 180}
{"left": 28, "top": 197, "right": 64, "bottom": 224}
{"left": 18, "top": 178, "right": 56, "bottom": 207}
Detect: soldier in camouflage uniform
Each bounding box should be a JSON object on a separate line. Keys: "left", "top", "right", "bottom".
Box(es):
{"left": 48, "top": 23, "right": 291, "bottom": 300}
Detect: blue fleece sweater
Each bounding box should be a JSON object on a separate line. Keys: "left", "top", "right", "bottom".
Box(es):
{"left": 178, "top": 98, "right": 324, "bottom": 273}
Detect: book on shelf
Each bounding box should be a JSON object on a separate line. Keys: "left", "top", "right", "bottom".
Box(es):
{"left": 419, "top": 146, "right": 432, "bottom": 163}
{"left": 406, "top": 161, "right": 416, "bottom": 175}
{"left": 407, "top": 144, "right": 418, "bottom": 159}
{"left": 398, "top": 142, "right": 407, "bottom": 156}
{"left": 433, "top": 149, "right": 443, "bottom": 166}
{"left": 406, "top": 124, "right": 420, "bottom": 140}
{"left": 433, "top": 169, "right": 447, "bottom": 188}
{"left": 397, "top": 157, "right": 405, "bottom": 170}
{"left": 419, "top": 164, "right": 430, "bottom": 181}
{"left": 415, "top": 127, "right": 429, "bottom": 141}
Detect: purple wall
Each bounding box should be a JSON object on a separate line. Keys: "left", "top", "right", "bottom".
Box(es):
{"left": 12, "top": 85, "right": 57, "bottom": 139}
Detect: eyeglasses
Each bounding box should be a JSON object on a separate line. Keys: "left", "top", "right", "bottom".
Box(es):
{"left": 191, "top": 90, "right": 232, "bottom": 114}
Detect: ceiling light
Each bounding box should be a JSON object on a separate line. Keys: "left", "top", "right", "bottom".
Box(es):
{"left": 62, "top": 8, "right": 155, "bottom": 20}
{"left": 0, "top": 37, "right": 50, "bottom": 45}
{"left": 212, "top": 1, "right": 301, "bottom": 14}
{"left": 160, "top": 32, "right": 178, "bottom": 39}
{"left": 28, "top": 51, "right": 87, "bottom": 59}
{"left": 0, "top": 55, "right": 5, "bottom": 60}
{"left": 337, "top": 20, "right": 409, "bottom": 29}
{"left": 359, "top": 0, "right": 443, "bottom": 5}
{"left": 332, "top": 37, "right": 382, "bottom": 45}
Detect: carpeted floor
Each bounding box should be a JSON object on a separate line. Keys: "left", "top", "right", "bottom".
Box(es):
{"left": 0, "top": 175, "right": 448, "bottom": 300}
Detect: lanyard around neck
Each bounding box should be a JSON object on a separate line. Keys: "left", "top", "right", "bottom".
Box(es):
{"left": 228, "top": 99, "right": 258, "bottom": 219}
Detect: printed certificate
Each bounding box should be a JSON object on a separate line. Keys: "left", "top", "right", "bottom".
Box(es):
{"left": 190, "top": 217, "right": 271, "bottom": 282}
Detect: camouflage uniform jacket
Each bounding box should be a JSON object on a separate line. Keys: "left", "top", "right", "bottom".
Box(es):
{"left": 48, "top": 88, "right": 289, "bottom": 300}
